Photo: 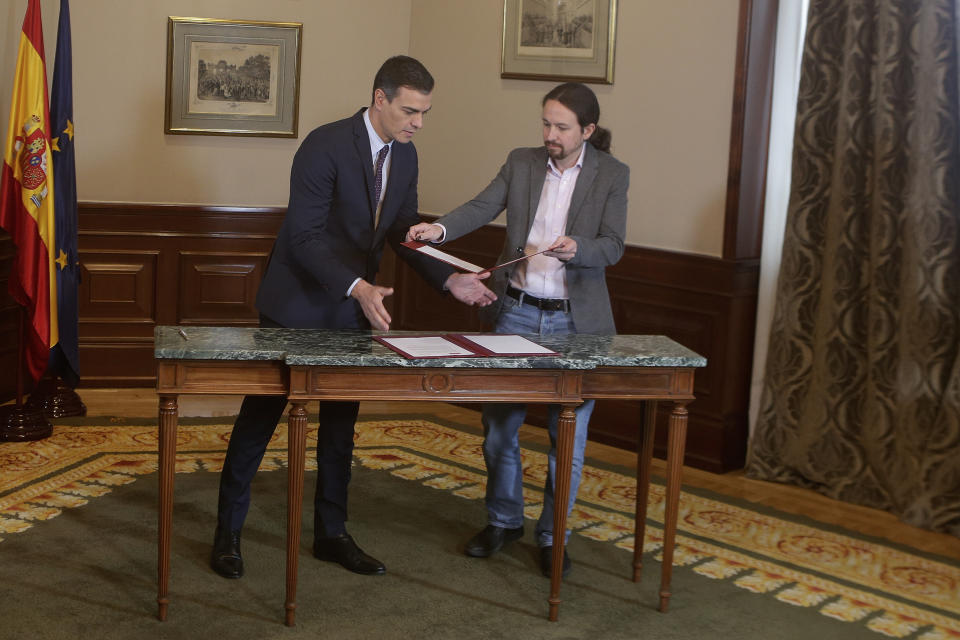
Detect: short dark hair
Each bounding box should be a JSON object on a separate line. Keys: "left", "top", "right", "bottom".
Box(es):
{"left": 372, "top": 56, "right": 434, "bottom": 103}
{"left": 543, "top": 82, "right": 612, "bottom": 153}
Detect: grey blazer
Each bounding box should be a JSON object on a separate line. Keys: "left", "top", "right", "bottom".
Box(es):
{"left": 436, "top": 144, "right": 629, "bottom": 334}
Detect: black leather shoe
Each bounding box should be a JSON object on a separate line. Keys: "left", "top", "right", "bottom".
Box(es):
{"left": 313, "top": 533, "right": 386, "bottom": 575}
{"left": 210, "top": 527, "right": 243, "bottom": 579}
{"left": 464, "top": 524, "right": 524, "bottom": 558}
{"left": 540, "top": 545, "right": 572, "bottom": 578}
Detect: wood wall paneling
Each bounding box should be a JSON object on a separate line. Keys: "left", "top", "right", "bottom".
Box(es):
{"left": 178, "top": 251, "right": 266, "bottom": 325}
{"left": 0, "top": 234, "right": 20, "bottom": 402}
{"left": 76, "top": 204, "right": 283, "bottom": 386}
{"left": 66, "top": 201, "right": 758, "bottom": 471}
{"left": 81, "top": 250, "right": 157, "bottom": 323}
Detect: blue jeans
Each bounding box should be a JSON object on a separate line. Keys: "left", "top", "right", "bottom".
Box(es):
{"left": 481, "top": 294, "right": 594, "bottom": 547}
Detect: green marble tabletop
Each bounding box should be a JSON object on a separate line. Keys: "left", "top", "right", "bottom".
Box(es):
{"left": 154, "top": 326, "right": 706, "bottom": 370}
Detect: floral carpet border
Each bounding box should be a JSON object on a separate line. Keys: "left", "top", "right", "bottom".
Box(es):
{"left": 0, "top": 418, "right": 958, "bottom": 639}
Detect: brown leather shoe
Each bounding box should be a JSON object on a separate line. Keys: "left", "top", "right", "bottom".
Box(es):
{"left": 210, "top": 527, "right": 244, "bottom": 579}
{"left": 464, "top": 524, "right": 524, "bottom": 558}
{"left": 313, "top": 533, "right": 385, "bottom": 575}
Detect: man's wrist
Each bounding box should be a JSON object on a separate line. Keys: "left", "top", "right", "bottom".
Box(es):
{"left": 346, "top": 277, "right": 363, "bottom": 298}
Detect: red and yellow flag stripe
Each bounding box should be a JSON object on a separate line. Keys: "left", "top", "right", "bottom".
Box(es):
{"left": 0, "top": 0, "right": 59, "bottom": 382}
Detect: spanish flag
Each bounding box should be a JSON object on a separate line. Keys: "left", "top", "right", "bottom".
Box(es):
{"left": 0, "top": 0, "right": 58, "bottom": 383}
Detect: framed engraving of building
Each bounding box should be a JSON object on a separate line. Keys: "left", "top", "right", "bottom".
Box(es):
{"left": 501, "top": 0, "right": 617, "bottom": 84}
{"left": 165, "top": 17, "right": 302, "bottom": 137}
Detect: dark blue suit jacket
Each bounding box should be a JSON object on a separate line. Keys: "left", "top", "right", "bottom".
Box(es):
{"left": 256, "top": 109, "right": 455, "bottom": 329}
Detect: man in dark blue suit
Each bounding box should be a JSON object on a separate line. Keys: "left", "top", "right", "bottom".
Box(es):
{"left": 211, "top": 56, "right": 496, "bottom": 580}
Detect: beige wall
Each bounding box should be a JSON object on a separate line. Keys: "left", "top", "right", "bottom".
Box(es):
{"left": 1, "top": 0, "right": 413, "bottom": 208}
{"left": 409, "top": 0, "right": 739, "bottom": 256}
{"left": 2, "top": 0, "right": 740, "bottom": 256}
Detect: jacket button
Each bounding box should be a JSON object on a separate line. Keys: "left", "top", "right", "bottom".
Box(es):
{"left": 516, "top": 246, "right": 523, "bottom": 254}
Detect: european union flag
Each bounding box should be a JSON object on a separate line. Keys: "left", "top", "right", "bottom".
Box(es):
{"left": 49, "top": 0, "right": 79, "bottom": 387}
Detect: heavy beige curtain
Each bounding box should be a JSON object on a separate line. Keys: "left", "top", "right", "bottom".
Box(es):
{"left": 746, "top": 0, "right": 960, "bottom": 536}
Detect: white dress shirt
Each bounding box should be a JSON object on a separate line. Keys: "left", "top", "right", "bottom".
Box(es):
{"left": 362, "top": 107, "right": 392, "bottom": 221}
{"left": 509, "top": 143, "right": 586, "bottom": 300}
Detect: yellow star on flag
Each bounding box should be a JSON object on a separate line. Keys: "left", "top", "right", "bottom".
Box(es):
{"left": 51, "top": 136, "right": 60, "bottom": 152}
{"left": 56, "top": 249, "right": 68, "bottom": 270}
{"left": 64, "top": 119, "right": 74, "bottom": 140}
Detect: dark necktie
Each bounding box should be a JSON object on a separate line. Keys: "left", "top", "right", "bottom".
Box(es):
{"left": 373, "top": 145, "right": 389, "bottom": 216}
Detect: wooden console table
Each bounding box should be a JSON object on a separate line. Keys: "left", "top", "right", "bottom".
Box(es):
{"left": 154, "top": 326, "right": 705, "bottom": 626}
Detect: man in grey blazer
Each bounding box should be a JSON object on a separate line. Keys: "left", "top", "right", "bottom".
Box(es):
{"left": 407, "top": 82, "right": 628, "bottom": 577}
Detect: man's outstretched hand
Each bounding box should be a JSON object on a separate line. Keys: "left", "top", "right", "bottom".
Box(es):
{"left": 351, "top": 279, "right": 393, "bottom": 330}
{"left": 445, "top": 272, "right": 497, "bottom": 307}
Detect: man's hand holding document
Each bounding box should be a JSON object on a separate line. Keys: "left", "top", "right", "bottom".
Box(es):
{"left": 403, "top": 223, "right": 569, "bottom": 275}
{"left": 400, "top": 223, "right": 496, "bottom": 308}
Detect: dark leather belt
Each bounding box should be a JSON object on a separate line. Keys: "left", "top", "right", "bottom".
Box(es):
{"left": 506, "top": 285, "right": 570, "bottom": 312}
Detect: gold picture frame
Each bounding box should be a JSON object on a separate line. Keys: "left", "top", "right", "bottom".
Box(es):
{"left": 501, "top": 0, "right": 617, "bottom": 84}
{"left": 165, "top": 17, "right": 302, "bottom": 137}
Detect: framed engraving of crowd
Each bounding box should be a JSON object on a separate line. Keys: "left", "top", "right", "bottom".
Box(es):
{"left": 501, "top": 0, "right": 617, "bottom": 84}
{"left": 165, "top": 17, "right": 302, "bottom": 137}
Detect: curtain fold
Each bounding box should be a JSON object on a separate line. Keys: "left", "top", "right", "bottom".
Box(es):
{"left": 746, "top": 0, "right": 960, "bottom": 536}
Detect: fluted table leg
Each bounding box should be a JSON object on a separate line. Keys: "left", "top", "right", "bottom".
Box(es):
{"left": 285, "top": 401, "right": 308, "bottom": 627}
{"left": 633, "top": 400, "right": 657, "bottom": 582}
{"left": 659, "top": 400, "right": 689, "bottom": 612}
{"left": 157, "top": 394, "right": 178, "bottom": 621}
{"left": 548, "top": 402, "right": 579, "bottom": 622}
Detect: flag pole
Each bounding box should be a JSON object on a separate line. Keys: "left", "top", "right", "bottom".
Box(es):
{"left": 0, "top": 307, "right": 52, "bottom": 441}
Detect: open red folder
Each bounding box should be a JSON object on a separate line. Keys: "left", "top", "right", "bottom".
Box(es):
{"left": 374, "top": 334, "right": 559, "bottom": 359}
{"left": 400, "top": 240, "right": 549, "bottom": 275}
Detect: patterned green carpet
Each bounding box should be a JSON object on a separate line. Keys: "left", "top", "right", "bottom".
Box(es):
{"left": 0, "top": 415, "right": 957, "bottom": 639}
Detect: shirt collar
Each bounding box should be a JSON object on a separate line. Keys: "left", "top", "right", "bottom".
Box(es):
{"left": 546, "top": 142, "right": 586, "bottom": 175}
{"left": 362, "top": 107, "right": 392, "bottom": 160}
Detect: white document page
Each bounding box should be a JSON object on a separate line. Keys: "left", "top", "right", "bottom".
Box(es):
{"left": 379, "top": 336, "right": 474, "bottom": 358}
{"left": 460, "top": 334, "right": 556, "bottom": 355}
{"left": 410, "top": 244, "right": 485, "bottom": 273}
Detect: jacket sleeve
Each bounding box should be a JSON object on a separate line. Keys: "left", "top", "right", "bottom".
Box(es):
{"left": 283, "top": 137, "right": 362, "bottom": 296}
{"left": 435, "top": 153, "right": 515, "bottom": 242}
{"left": 567, "top": 161, "right": 629, "bottom": 269}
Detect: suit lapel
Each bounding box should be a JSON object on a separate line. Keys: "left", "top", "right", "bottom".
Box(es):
{"left": 525, "top": 150, "right": 548, "bottom": 239}
{"left": 352, "top": 111, "right": 377, "bottom": 225}
{"left": 566, "top": 143, "right": 598, "bottom": 232}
